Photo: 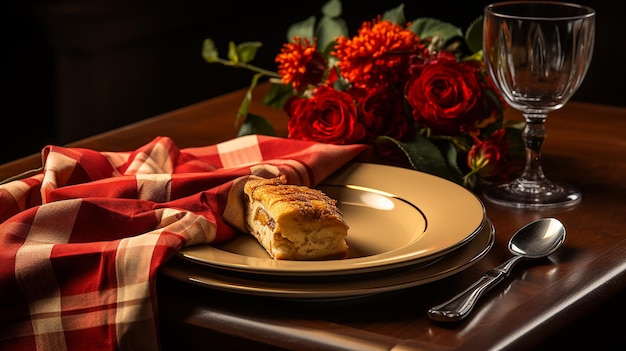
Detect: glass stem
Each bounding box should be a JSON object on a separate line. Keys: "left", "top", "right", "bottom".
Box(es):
{"left": 520, "top": 114, "right": 548, "bottom": 182}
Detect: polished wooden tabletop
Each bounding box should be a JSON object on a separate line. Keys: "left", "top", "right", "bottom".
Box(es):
{"left": 2, "top": 84, "right": 626, "bottom": 350}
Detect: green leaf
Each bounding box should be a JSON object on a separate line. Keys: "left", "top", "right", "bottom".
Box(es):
{"left": 227, "top": 41, "right": 238, "bottom": 63}
{"left": 201, "top": 38, "right": 219, "bottom": 63}
{"left": 235, "top": 73, "right": 263, "bottom": 128}
{"left": 287, "top": 16, "right": 316, "bottom": 42}
{"left": 382, "top": 4, "right": 406, "bottom": 26}
{"left": 320, "top": 39, "right": 338, "bottom": 58}
{"left": 321, "top": 0, "right": 342, "bottom": 18}
{"left": 262, "top": 83, "right": 293, "bottom": 109}
{"left": 409, "top": 18, "right": 463, "bottom": 43}
{"left": 463, "top": 49, "right": 483, "bottom": 63}
{"left": 316, "top": 16, "right": 348, "bottom": 50}
{"left": 237, "top": 113, "right": 276, "bottom": 137}
{"left": 332, "top": 68, "right": 350, "bottom": 91}
{"left": 465, "top": 16, "right": 484, "bottom": 54}
{"left": 378, "top": 134, "right": 459, "bottom": 182}
{"left": 236, "top": 42, "right": 263, "bottom": 63}
{"left": 439, "top": 140, "right": 464, "bottom": 181}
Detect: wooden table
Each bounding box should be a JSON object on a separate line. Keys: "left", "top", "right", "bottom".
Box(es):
{"left": 3, "top": 85, "right": 626, "bottom": 350}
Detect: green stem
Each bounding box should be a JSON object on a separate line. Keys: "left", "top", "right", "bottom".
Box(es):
{"left": 216, "top": 58, "right": 281, "bottom": 79}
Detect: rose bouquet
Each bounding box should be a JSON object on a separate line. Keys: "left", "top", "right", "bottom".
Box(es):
{"left": 201, "top": 0, "right": 524, "bottom": 188}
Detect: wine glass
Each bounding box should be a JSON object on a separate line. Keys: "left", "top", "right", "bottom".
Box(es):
{"left": 482, "top": 1, "right": 595, "bottom": 208}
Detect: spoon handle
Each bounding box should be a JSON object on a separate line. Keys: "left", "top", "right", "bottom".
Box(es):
{"left": 427, "top": 255, "right": 523, "bottom": 322}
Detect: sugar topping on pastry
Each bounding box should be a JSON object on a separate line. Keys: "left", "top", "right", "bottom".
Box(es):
{"left": 243, "top": 175, "right": 349, "bottom": 260}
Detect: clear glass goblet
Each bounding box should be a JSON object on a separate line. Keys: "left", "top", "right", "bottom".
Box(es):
{"left": 482, "top": 1, "right": 595, "bottom": 208}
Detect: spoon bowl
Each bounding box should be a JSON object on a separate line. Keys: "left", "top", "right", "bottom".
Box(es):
{"left": 428, "top": 217, "right": 566, "bottom": 322}
{"left": 509, "top": 218, "right": 567, "bottom": 258}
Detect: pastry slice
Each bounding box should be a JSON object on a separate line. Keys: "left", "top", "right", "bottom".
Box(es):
{"left": 243, "top": 175, "right": 349, "bottom": 260}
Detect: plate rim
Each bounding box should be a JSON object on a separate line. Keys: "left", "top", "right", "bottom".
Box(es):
{"left": 160, "top": 217, "right": 495, "bottom": 300}
{"left": 177, "top": 162, "right": 486, "bottom": 276}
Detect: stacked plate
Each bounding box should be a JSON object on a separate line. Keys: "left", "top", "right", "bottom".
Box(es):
{"left": 160, "top": 163, "right": 495, "bottom": 300}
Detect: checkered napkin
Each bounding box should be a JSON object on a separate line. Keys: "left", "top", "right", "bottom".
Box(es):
{"left": 0, "top": 135, "right": 368, "bottom": 351}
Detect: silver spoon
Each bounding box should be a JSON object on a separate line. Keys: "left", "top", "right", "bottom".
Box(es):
{"left": 427, "top": 217, "right": 566, "bottom": 322}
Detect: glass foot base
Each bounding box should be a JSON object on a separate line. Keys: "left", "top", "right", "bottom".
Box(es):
{"left": 483, "top": 179, "right": 582, "bottom": 209}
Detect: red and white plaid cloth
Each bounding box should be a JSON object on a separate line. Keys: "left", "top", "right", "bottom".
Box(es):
{"left": 0, "top": 135, "right": 368, "bottom": 351}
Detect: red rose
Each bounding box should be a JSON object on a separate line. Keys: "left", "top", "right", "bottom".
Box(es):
{"left": 356, "top": 87, "right": 413, "bottom": 142}
{"left": 467, "top": 128, "right": 508, "bottom": 178}
{"left": 405, "top": 52, "right": 488, "bottom": 135}
{"left": 285, "top": 85, "right": 367, "bottom": 145}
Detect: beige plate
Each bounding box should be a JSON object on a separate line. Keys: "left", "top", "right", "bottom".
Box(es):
{"left": 161, "top": 218, "right": 494, "bottom": 300}
{"left": 177, "top": 163, "right": 486, "bottom": 276}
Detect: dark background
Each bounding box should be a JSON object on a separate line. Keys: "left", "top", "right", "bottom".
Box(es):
{"left": 1, "top": 0, "right": 617, "bottom": 164}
